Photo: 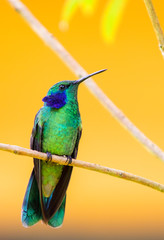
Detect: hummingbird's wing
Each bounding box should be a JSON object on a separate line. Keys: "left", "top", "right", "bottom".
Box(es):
{"left": 46, "top": 127, "right": 82, "bottom": 222}
{"left": 72, "top": 127, "right": 82, "bottom": 159}
{"left": 30, "top": 110, "right": 47, "bottom": 222}
{"left": 30, "top": 110, "right": 82, "bottom": 224}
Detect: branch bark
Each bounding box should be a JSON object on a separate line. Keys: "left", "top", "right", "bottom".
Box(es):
{"left": 143, "top": 0, "right": 164, "bottom": 57}
{"left": 6, "top": 0, "right": 164, "bottom": 162}
{"left": 1, "top": 142, "right": 164, "bottom": 193}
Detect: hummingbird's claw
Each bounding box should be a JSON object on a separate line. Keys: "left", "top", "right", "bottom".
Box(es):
{"left": 46, "top": 152, "right": 52, "bottom": 163}
{"left": 66, "top": 155, "right": 72, "bottom": 165}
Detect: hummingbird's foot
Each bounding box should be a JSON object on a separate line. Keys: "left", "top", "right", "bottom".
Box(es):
{"left": 66, "top": 155, "right": 72, "bottom": 165}
{"left": 46, "top": 152, "right": 52, "bottom": 163}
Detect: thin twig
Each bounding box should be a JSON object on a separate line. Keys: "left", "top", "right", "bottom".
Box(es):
{"left": 143, "top": 0, "right": 164, "bottom": 57}
{"left": 1, "top": 142, "right": 164, "bottom": 193}
{"left": 6, "top": 0, "right": 164, "bottom": 161}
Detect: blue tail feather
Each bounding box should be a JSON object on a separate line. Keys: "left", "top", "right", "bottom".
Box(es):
{"left": 22, "top": 169, "right": 41, "bottom": 227}
{"left": 48, "top": 195, "right": 66, "bottom": 228}
{"left": 22, "top": 169, "right": 66, "bottom": 228}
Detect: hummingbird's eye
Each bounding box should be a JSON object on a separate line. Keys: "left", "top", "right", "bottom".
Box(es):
{"left": 59, "top": 84, "right": 66, "bottom": 90}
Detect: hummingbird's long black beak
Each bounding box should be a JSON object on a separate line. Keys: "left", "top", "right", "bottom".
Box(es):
{"left": 74, "top": 69, "right": 107, "bottom": 85}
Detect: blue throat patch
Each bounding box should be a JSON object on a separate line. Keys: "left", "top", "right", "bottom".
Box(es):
{"left": 42, "top": 92, "right": 67, "bottom": 109}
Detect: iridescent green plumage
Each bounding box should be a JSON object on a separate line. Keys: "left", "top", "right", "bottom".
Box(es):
{"left": 36, "top": 83, "right": 81, "bottom": 198}
{"left": 21, "top": 69, "right": 106, "bottom": 228}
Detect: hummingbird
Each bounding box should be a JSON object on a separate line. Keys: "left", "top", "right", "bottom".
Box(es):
{"left": 22, "top": 69, "right": 106, "bottom": 228}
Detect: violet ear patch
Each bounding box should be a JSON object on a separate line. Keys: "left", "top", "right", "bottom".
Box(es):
{"left": 42, "top": 92, "right": 67, "bottom": 109}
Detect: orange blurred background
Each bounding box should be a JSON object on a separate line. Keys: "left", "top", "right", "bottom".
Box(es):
{"left": 1, "top": 0, "right": 164, "bottom": 239}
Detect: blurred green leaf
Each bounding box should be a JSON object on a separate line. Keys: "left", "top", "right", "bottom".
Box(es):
{"left": 80, "top": 0, "right": 98, "bottom": 15}
{"left": 60, "top": 0, "right": 98, "bottom": 30}
{"left": 59, "top": 0, "right": 79, "bottom": 31}
{"left": 60, "top": 0, "right": 128, "bottom": 43}
{"left": 101, "top": 0, "right": 128, "bottom": 43}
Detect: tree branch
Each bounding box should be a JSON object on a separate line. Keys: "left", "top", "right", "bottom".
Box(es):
{"left": 143, "top": 0, "right": 164, "bottom": 57}
{"left": 6, "top": 0, "right": 164, "bottom": 162}
{"left": 1, "top": 142, "right": 164, "bottom": 193}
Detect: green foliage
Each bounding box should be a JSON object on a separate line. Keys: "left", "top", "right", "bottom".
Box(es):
{"left": 60, "top": 0, "right": 78, "bottom": 24}
{"left": 101, "top": 0, "right": 128, "bottom": 43}
{"left": 60, "top": 0, "right": 128, "bottom": 43}
{"left": 79, "top": 0, "right": 98, "bottom": 14}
